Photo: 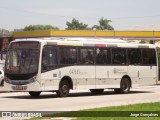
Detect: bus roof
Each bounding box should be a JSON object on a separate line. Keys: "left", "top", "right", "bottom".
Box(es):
{"left": 13, "top": 37, "right": 156, "bottom": 49}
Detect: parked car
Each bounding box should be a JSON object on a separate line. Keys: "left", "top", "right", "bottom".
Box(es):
{"left": 0, "top": 70, "right": 4, "bottom": 86}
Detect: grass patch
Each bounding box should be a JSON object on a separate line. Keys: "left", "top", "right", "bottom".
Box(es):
{"left": 32, "top": 102, "right": 160, "bottom": 120}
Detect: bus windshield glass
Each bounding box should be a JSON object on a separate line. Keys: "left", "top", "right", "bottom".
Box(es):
{"left": 5, "top": 42, "right": 40, "bottom": 74}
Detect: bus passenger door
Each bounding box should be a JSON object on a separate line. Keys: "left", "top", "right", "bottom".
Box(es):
{"left": 127, "top": 49, "right": 142, "bottom": 87}
{"left": 95, "top": 48, "right": 114, "bottom": 88}
{"left": 41, "top": 46, "right": 59, "bottom": 91}
{"left": 75, "top": 48, "right": 96, "bottom": 89}
{"left": 139, "top": 49, "right": 157, "bottom": 85}
{"left": 127, "top": 49, "right": 157, "bottom": 86}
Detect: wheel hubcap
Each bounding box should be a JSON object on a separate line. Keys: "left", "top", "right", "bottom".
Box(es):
{"left": 123, "top": 82, "right": 128, "bottom": 90}
{"left": 62, "top": 85, "right": 68, "bottom": 94}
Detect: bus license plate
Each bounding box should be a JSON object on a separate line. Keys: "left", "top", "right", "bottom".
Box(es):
{"left": 15, "top": 85, "right": 23, "bottom": 90}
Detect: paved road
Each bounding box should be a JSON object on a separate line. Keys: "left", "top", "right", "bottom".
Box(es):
{"left": 0, "top": 85, "right": 160, "bottom": 111}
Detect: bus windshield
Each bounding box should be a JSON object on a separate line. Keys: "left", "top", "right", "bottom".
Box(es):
{"left": 5, "top": 42, "right": 40, "bottom": 74}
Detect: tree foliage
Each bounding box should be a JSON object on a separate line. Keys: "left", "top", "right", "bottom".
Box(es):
{"left": 8, "top": 17, "right": 114, "bottom": 32}
{"left": 66, "top": 18, "right": 88, "bottom": 30}
{"left": 23, "top": 25, "right": 59, "bottom": 31}
{"left": 92, "top": 17, "right": 114, "bottom": 30}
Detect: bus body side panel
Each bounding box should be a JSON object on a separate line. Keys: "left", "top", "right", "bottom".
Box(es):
{"left": 139, "top": 66, "right": 157, "bottom": 86}
{"left": 96, "top": 66, "right": 127, "bottom": 89}
{"left": 41, "top": 69, "right": 60, "bottom": 91}
{"left": 128, "top": 66, "right": 157, "bottom": 87}
{"left": 59, "top": 66, "right": 96, "bottom": 90}
{"left": 128, "top": 66, "right": 141, "bottom": 87}
{"left": 41, "top": 66, "right": 96, "bottom": 91}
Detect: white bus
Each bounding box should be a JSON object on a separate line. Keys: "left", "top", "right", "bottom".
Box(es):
{"left": 4, "top": 38, "right": 158, "bottom": 97}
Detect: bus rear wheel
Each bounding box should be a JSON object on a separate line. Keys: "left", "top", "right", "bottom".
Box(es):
{"left": 29, "top": 91, "right": 41, "bottom": 97}
{"left": 114, "top": 78, "right": 131, "bottom": 94}
{"left": 57, "top": 80, "right": 70, "bottom": 97}
{"left": 90, "top": 89, "right": 104, "bottom": 94}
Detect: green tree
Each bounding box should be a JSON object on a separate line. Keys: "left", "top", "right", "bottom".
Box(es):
{"left": 23, "top": 25, "right": 59, "bottom": 31}
{"left": 66, "top": 18, "right": 88, "bottom": 30}
{"left": 92, "top": 17, "right": 114, "bottom": 30}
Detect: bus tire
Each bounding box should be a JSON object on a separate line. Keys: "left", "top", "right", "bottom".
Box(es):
{"left": 57, "top": 80, "right": 70, "bottom": 97}
{"left": 90, "top": 89, "right": 104, "bottom": 94}
{"left": 29, "top": 91, "right": 41, "bottom": 97}
{"left": 114, "top": 78, "right": 131, "bottom": 94}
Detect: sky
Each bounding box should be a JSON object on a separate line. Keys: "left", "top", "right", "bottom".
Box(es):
{"left": 1, "top": 0, "right": 160, "bottom": 31}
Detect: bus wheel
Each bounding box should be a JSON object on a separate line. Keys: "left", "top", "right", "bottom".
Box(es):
{"left": 57, "top": 80, "right": 70, "bottom": 97}
{"left": 29, "top": 91, "right": 41, "bottom": 97}
{"left": 90, "top": 89, "right": 104, "bottom": 94}
{"left": 114, "top": 78, "right": 131, "bottom": 94}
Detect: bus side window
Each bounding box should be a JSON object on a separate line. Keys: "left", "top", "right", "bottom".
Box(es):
{"left": 142, "top": 49, "right": 156, "bottom": 65}
{"left": 96, "top": 48, "right": 111, "bottom": 64}
{"left": 42, "top": 46, "right": 57, "bottom": 72}
{"left": 128, "top": 49, "right": 142, "bottom": 65}
{"left": 79, "top": 48, "right": 94, "bottom": 64}
{"left": 96, "top": 49, "right": 106, "bottom": 64}
{"left": 85, "top": 51, "right": 94, "bottom": 64}
{"left": 60, "top": 47, "right": 77, "bottom": 65}
{"left": 112, "top": 48, "right": 126, "bottom": 65}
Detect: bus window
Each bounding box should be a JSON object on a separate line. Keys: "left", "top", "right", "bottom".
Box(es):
{"left": 112, "top": 48, "right": 126, "bottom": 65}
{"left": 60, "top": 47, "right": 77, "bottom": 64}
{"left": 142, "top": 49, "right": 156, "bottom": 65}
{"left": 96, "top": 48, "right": 111, "bottom": 64}
{"left": 42, "top": 46, "right": 57, "bottom": 72}
{"left": 79, "top": 48, "right": 94, "bottom": 64}
{"left": 128, "top": 49, "right": 142, "bottom": 65}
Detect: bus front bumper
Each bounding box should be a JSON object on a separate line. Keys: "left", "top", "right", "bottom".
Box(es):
{"left": 4, "top": 81, "right": 42, "bottom": 91}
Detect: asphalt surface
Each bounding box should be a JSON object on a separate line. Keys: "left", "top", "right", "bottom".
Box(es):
{"left": 0, "top": 85, "right": 160, "bottom": 112}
